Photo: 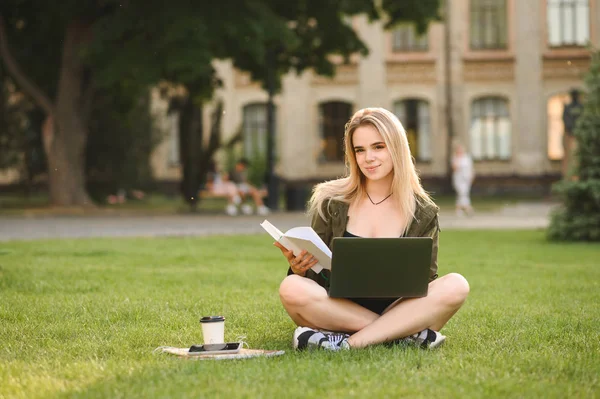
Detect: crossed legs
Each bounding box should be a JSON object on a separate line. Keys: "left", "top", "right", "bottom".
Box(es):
{"left": 279, "top": 273, "right": 469, "bottom": 349}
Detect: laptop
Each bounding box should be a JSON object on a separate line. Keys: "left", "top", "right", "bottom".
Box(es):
{"left": 328, "top": 237, "right": 433, "bottom": 299}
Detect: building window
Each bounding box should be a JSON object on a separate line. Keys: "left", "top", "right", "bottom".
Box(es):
{"left": 319, "top": 101, "right": 352, "bottom": 162}
{"left": 547, "top": 0, "right": 590, "bottom": 47}
{"left": 393, "top": 99, "right": 432, "bottom": 161}
{"left": 470, "top": 97, "right": 511, "bottom": 160}
{"left": 470, "top": 0, "right": 508, "bottom": 50}
{"left": 392, "top": 24, "right": 429, "bottom": 52}
{"left": 242, "top": 103, "right": 275, "bottom": 159}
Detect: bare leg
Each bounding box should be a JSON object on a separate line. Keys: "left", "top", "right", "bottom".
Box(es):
{"left": 248, "top": 186, "right": 265, "bottom": 207}
{"left": 279, "top": 275, "right": 379, "bottom": 333}
{"left": 348, "top": 273, "right": 469, "bottom": 348}
{"left": 219, "top": 182, "right": 239, "bottom": 204}
{"left": 279, "top": 273, "right": 469, "bottom": 348}
{"left": 562, "top": 134, "right": 571, "bottom": 177}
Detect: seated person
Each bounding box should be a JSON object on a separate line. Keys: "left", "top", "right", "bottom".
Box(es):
{"left": 205, "top": 162, "right": 242, "bottom": 216}
{"left": 229, "top": 158, "right": 270, "bottom": 216}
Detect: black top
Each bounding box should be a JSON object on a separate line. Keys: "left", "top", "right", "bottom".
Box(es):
{"left": 341, "top": 229, "right": 400, "bottom": 315}
{"left": 343, "top": 230, "right": 406, "bottom": 238}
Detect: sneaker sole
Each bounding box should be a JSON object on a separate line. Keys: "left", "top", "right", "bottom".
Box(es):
{"left": 429, "top": 334, "right": 446, "bottom": 349}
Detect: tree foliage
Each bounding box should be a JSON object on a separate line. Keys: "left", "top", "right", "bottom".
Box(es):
{"left": 0, "top": 76, "right": 26, "bottom": 169}
{"left": 0, "top": 0, "right": 441, "bottom": 206}
{"left": 85, "top": 85, "right": 160, "bottom": 202}
{"left": 548, "top": 50, "right": 600, "bottom": 241}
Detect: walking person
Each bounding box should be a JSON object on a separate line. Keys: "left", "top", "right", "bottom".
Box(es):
{"left": 452, "top": 141, "right": 475, "bottom": 216}
{"left": 562, "top": 88, "right": 583, "bottom": 178}
{"left": 274, "top": 107, "right": 470, "bottom": 351}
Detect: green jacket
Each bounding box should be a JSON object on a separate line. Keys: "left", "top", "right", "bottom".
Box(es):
{"left": 300, "top": 199, "right": 440, "bottom": 290}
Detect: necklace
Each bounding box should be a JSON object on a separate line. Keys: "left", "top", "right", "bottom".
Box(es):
{"left": 366, "top": 192, "right": 393, "bottom": 205}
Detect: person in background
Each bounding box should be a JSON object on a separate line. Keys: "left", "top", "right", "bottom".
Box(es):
{"left": 205, "top": 161, "right": 242, "bottom": 216}
{"left": 562, "top": 88, "right": 583, "bottom": 177}
{"left": 229, "top": 158, "right": 270, "bottom": 216}
{"left": 274, "top": 107, "right": 470, "bottom": 351}
{"left": 452, "top": 141, "right": 475, "bottom": 216}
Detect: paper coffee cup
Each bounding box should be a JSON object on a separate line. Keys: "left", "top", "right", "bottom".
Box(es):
{"left": 200, "top": 316, "right": 225, "bottom": 346}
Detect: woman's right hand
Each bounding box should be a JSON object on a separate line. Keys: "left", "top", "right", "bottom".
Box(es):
{"left": 273, "top": 242, "right": 319, "bottom": 276}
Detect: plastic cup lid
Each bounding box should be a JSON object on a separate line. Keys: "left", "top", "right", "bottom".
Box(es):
{"left": 200, "top": 316, "right": 225, "bottom": 323}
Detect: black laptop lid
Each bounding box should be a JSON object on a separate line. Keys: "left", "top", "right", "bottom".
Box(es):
{"left": 329, "top": 237, "right": 433, "bottom": 299}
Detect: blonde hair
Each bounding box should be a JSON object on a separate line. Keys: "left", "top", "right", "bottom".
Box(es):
{"left": 307, "top": 107, "right": 434, "bottom": 234}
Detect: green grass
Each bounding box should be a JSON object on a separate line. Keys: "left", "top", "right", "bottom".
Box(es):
{"left": 1, "top": 231, "right": 598, "bottom": 398}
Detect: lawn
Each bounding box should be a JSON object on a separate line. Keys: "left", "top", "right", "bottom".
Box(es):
{"left": 0, "top": 230, "right": 598, "bottom": 398}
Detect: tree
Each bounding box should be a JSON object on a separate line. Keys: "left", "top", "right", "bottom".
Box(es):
{"left": 0, "top": 3, "right": 104, "bottom": 206}
{"left": 0, "top": 75, "right": 26, "bottom": 170}
{"left": 548, "top": 50, "right": 600, "bottom": 241}
{"left": 0, "top": 0, "right": 440, "bottom": 207}
{"left": 170, "top": 0, "right": 441, "bottom": 210}
{"left": 85, "top": 84, "right": 160, "bottom": 202}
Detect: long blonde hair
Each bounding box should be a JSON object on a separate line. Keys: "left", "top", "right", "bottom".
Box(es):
{"left": 308, "top": 107, "right": 434, "bottom": 233}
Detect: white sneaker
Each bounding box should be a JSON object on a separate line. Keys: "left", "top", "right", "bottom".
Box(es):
{"left": 385, "top": 328, "right": 446, "bottom": 349}
{"left": 293, "top": 326, "right": 350, "bottom": 351}
{"left": 257, "top": 205, "right": 270, "bottom": 215}
{"left": 241, "top": 204, "right": 253, "bottom": 215}
{"left": 403, "top": 329, "right": 446, "bottom": 349}
{"left": 225, "top": 204, "right": 238, "bottom": 216}
{"left": 428, "top": 331, "right": 447, "bottom": 349}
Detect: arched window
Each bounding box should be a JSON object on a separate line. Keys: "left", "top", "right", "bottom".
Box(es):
{"left": 547, "top": 93, "right": 570, "bottom": 160}
{"left": 470, "top": 97, "right": 511, "bottom": 160}
{"left": 319, "top": 101, "right": 352, "bottom": 162}
{"left": 547, "top": 0, "right": 590, "bottom": 47}
{"left": 470, "top": 0, "right": 508, "bottom": 50}
{"left": 242, "top": 103, "right": 275, "bottom": 159}
{"left": 393, "top": 99, "right": 432, "bottom": 161}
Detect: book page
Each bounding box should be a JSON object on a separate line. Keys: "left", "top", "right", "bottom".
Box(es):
{"left": 283, "top": 236, "right": 331, "bottom": 273}
{"left": 284, "top": 227, "right": 332, "bottom": 259}
{"left": 260, "top": 220, "right": 283, "bottom": 241}
{"left": 260, "top": 220, "right": 330, "bottom": 273}
{"left": 284, "top": 227, "right": 331, "bottom": 273}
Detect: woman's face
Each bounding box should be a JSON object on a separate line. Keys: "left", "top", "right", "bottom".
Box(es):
{"left": 352, "top": 125, "right": 394, "bottom": 182}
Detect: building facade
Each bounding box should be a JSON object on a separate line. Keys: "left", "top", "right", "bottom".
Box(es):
{"left": 151, "top": 0, "right": 599, "bottom": 194}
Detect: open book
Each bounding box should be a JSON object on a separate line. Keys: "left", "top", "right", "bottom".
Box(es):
{"left": 260, "top": 220, "right": 332, "bottom": 274}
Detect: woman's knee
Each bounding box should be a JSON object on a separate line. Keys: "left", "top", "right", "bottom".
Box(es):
{"left": 279, "top": 275, "right": 322, "bottom": 306}
{"left": 436, "top": 273, "right": 470, "bottom": 307}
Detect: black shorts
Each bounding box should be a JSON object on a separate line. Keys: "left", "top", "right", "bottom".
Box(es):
{"left": 350, "top": 298, "right": 400, "bottom": 315}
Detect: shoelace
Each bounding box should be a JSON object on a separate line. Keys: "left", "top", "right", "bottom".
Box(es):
{"left": 327, "top": 333, "right": 347, "bottom": 350}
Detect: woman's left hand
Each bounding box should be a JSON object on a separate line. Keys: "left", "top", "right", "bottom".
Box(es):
{"left": 274, "top": 242, "right": 318, "bottom": 276}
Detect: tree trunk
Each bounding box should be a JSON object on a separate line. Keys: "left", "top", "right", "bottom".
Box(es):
{"left": 46, "top": 22, "right": 92, "bottom": 206}
{"left": 1, "top": 17, "right": 92, "bottom": 206}
{"left": 197, "top": 101, "right": 223, "bottom": 189}
{"left": 178, "top": 95, "right": 203, "bottom": 211}
{"left": 443, "top": 0, "right": 455, "bottom": 193}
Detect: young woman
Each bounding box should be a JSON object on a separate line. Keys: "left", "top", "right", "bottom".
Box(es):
{"left": 275, "top": 107, "right": 470, "bottom": 351}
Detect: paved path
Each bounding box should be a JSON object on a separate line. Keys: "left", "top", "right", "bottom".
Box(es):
{"left": 0, "top": 203, "right": 555, "bottom": 242}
